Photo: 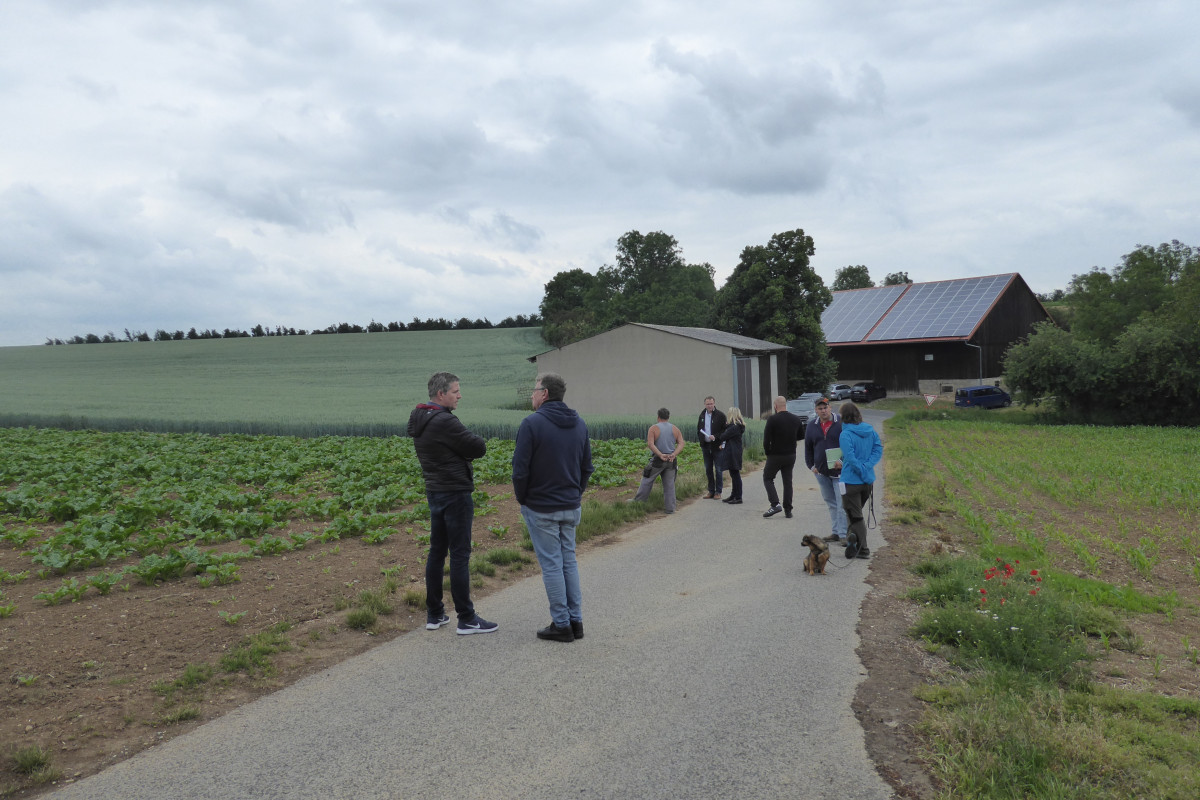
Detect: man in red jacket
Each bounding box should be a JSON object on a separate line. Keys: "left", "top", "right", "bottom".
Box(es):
{"left": 804, "top": 397, "right": 848, "bottom": 544}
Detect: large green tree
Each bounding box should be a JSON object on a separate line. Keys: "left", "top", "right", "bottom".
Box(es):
{"left": 1004, "top": 240, "right": 1200, "bottom": 424}
{"left": 1068, "top": 240, "right": 1199, "bottom": 345}
{"left": 538, "top": 231, "right": 716, "bottom": 347}
{"left": 712, "top": 228, "right": 837, "bottom": 395}
{"left": 832, "top": 265, "right": 874, "bottom": 291}
{"left": 882, "top": 271, "right": 912, "bottom": 286}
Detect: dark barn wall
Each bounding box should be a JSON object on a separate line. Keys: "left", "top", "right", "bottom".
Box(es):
{"left": 975, "top": 280, "right": 1051, "bottom": 373}
{"left": 830, "top": 343, "right": 982, "bottom": 394}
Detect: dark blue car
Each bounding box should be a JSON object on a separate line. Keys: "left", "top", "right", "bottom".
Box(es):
{"left": 954, "top": 385, "right": 1012, "bottom": 409}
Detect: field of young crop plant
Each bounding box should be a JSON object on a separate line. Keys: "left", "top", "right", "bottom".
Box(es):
{"left": 882, "top": 413, "right": 1200, "bottom": 799}
{"left": 901, "top": 419, "right": 1200, "bottom": 591}
{"left": 0, "top": 328, "right": 549, "bottom": 434}
{"left": 0, "top": 425, "right": 698, "bottom": 793}
{"left": 0, "top": 427, "right": 670, "bottom": 602}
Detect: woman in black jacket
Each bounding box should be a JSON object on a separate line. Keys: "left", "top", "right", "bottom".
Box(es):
{"left": 718, "top": 407, "right": 746, "bottom": 505}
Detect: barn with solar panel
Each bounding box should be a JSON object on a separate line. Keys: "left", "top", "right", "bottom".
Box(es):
{"left": 821, "top": 273, "right": 1051, "bottom": 397}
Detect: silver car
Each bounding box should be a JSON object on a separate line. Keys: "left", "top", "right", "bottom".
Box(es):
{"left": 828, "top": 383, "right": 853, "bottom": 401}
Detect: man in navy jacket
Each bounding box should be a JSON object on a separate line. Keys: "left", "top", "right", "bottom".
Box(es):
{"left": 803, "top": 396, "right": 848, "bottom": 543}
{"left": 512, "top": 373, "right": 594, "bottom": 642}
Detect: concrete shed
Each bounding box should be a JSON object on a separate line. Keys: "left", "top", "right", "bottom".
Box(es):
{"left": 529, "top": 323, "right": 790, "bottom": 420}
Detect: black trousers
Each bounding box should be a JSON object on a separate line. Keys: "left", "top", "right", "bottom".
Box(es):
{"left": 842, "top": 482, "right": 873, "bottom": 553}
{"left": 762, "top": 453, "right": 796, "bottom": 510}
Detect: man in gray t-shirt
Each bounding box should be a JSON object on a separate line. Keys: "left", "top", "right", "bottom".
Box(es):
{"left": 631, "top": 408, "right": 686, "bottom": 513}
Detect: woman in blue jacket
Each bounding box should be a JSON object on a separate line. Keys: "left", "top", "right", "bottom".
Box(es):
{"left": 835, "top": 402, "right": 882, "bottom": 559}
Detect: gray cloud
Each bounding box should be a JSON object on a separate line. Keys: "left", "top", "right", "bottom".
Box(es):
{"left": 0, "top": 1, "right": 1198, "bottom": 345}
{"left": 1165, "top": 83, "right": 1200, "bottom": 127}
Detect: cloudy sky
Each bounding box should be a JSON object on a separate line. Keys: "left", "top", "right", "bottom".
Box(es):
{"left": 2, "top": 1, "right": 1197, "bottom": 347}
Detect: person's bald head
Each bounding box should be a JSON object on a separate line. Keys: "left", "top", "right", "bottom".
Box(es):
{"left": 773, "top": 396, "right": 786, "bottom": 412}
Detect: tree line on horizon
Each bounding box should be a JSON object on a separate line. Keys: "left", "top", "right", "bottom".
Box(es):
{"left": 43, "top": 314, "right": 543, "bottom": 346}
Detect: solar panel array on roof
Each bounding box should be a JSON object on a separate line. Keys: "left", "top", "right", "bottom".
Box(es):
{"left": 821, "top": 284, "right": 907, "bottom": 344}
{"left": 867, "top": 275, "right": 1012, "bottom": 341}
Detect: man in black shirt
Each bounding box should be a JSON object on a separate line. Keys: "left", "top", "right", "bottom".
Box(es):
{"left": 761, "top": 396, "right": 804, "bottom": 519}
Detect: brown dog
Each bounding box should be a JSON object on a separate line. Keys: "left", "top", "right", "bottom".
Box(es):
{"left": 801, "top": 535, "right": 830, "bottom": 575}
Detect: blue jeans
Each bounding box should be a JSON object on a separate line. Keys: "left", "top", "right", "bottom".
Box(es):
{"left": 702, "top": 443, "right": 720, "bottom": 494}
{"left": 521, "top": 506, "right": 583, "bottom": 627}
{"left": 426, "top": 491, "right": 475, "bottom": 622}
{"left": 815, "top": 472, "right": 848, "bottom": 538}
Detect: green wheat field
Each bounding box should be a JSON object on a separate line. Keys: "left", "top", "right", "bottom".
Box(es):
{"left": 0, "top": 328, "right": 551, "bottom": 436}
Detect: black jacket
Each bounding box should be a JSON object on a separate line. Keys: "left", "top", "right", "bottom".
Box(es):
{"left": 717, "top": 422, "right": 745, "bottom": 471}
{"left": 407, "top": 403, "right": 487, "bottom": 493}
{"left": 762, "top": 410, "right": 804, "bottom": 456}
{"left": 696, "top": 408, "right": 727, "bottom": 449}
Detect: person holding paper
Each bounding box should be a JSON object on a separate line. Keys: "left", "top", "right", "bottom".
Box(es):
{"left": 696, "top": 396, "right": 728, "bottom": 499}
{"left": 804, "top": 396, "right": 848, "bottom": 544}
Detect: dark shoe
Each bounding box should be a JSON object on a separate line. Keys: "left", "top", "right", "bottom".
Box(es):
{"left": 856, "top": 549, "right": 871, "bottom": 559}
{"left": 763, "top": 505, "right": 783, "bottom": 518}
{"left": 425, "top": 612, "right": 450, "bottom": 630}
{"left": 728, "top": 498, "right": 743, "bottom": 504}
{"left": 456, "top": 616, "right": 499, "bottom": 635}
{"left": 570, "top": 620, "right": 584, "bottom": 639}
{"left": 844, "top": 533, "right": 860, "bottom": 560}
{"left": 537, "top": 622, "right": 575, "bottom": 642}
{"left": 784, "top": 509, "right": 793, "bottom": 518}
{"left": 722, "top": 496, "right": 735, "bottom": 503}
{"left": 822, "top": 534, "right": 840, "bottom": 542}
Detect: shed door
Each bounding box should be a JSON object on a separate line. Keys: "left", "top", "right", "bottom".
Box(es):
{"left": 733, "top": 356, "right": 753, "bottom": 414}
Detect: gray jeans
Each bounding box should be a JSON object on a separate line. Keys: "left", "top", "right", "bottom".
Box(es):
{"left": 633, "top": 459, "right": 677, "bottom": 511}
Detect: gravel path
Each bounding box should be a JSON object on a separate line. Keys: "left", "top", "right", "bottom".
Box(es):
{"left": 51, "top": 415, "right": 894, "bottom": 800}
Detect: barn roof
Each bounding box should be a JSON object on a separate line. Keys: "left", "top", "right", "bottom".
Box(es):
{"left": 529, "top": 323, "right": 790, "bottom": 360}
{"left": 822, "top": 273, "right": 1035, "bottom": 346}
{"left": 630, "top": 323, "right": 791, "bottom": 352}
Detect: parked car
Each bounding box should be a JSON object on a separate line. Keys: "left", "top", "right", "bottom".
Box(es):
{"left": 827, "top": 383, "right": 853, "bottom": 401}
{"left": 850, "top": 382, "right": 887, "bottom": 403}
{"left": 785, "top": 392, "right": 823, "bottom": 425}
{"left": 954, "top": 385, "right": 1012, "bottom": 409}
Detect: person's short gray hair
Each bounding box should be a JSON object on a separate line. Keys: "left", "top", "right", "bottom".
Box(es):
{"left": 427, "top": 372, "right": 459, "bottom": 399}
{"left": 538, "top": 373, "right": 566, "bottom": 402}
{"left": 657, "top": 407, "right": 670, "bottom": 420}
